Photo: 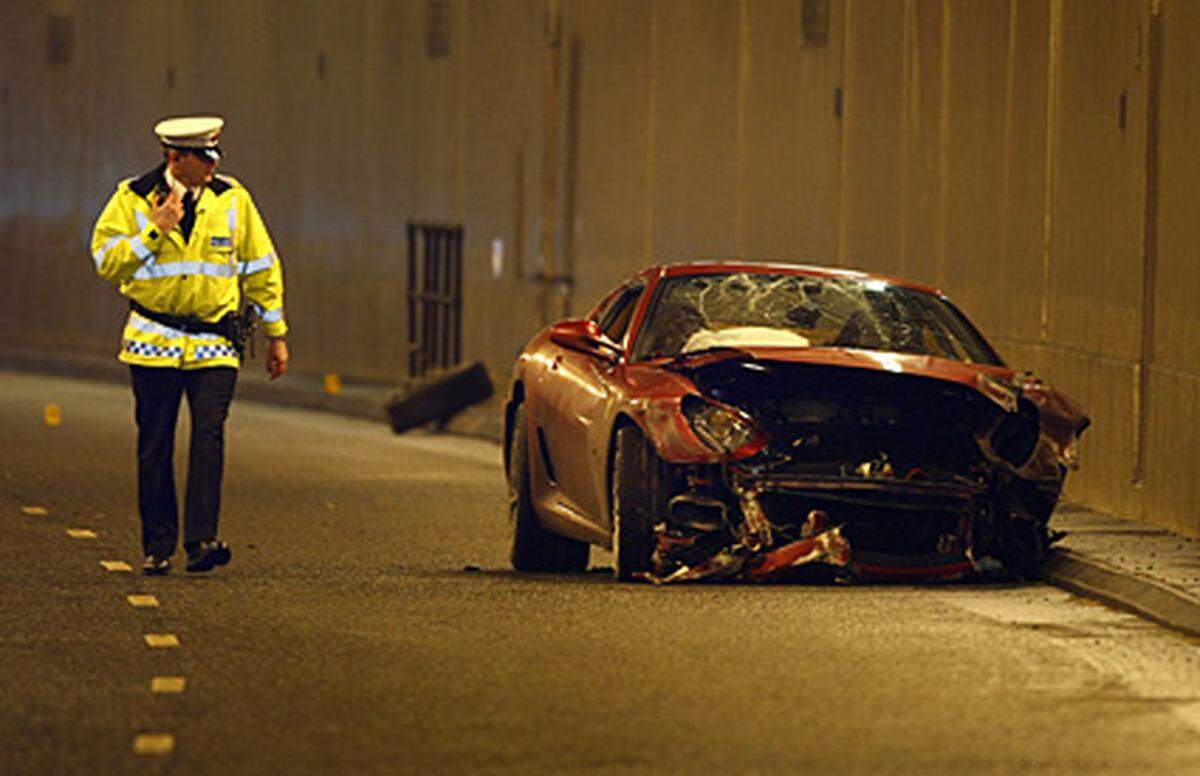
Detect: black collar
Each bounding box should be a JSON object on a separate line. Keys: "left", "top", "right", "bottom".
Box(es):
{"left": 129, "top": 163, "right": 167, "bottom": 199}
{"left": 128, "top": 162, "right": 232, "bottom": 198}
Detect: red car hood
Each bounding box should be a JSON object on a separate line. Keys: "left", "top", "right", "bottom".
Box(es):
{"left": 661, "top": 346, "right": 1014, "bottom": 391}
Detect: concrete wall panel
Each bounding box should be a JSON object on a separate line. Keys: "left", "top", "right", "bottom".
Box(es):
{"left": 1153, "top": 0, "right": 1200, "bottom": 369}
{"left": 896, "top": 0, "right": 943, "bottom": 285}
{"left": 649, "top": 0, "right": 741, "bottom": 260}
{"left": 1047, "top": 0, "right": 1144, "bottom": 361}
{"left": 739, "top": 0, "right": 802, "bottom": 260}
{"left": 792, "top": 0, "right": 844, "bottom": 262}
{"left": 1144, "top": 369, "right": 1200, "bottom": 536}
{"left": 939, "top": 0, "right": 1010, "bottom": 334}
{"left": 460, "top": 0, "right": 546, "bottom": 361}
{"left": 992, "top": 0, "right": 1050, "bottom": 352}
{"left": 567, "top": 0, "right": 655, "bottom": 308}
{"left": 840, "top": 0, "right": 904, "bottom": 271}
{"left": 1141, "top": 0, "right": 1200, "bottom": 533}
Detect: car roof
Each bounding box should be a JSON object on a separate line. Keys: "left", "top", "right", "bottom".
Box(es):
{"left": 650, "top": 260, "right": 945, "bottom": 297}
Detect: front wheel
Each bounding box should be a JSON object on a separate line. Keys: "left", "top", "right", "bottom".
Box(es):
{"left": 611, "top": 425, "right": 656, "bottom": 581}
{"left": 508, "top": 403, "right": 589, "bottom": 573}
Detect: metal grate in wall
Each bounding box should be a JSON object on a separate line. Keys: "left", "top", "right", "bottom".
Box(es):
{"left": 406, "top": 222, "right": 463, "bottom": 379}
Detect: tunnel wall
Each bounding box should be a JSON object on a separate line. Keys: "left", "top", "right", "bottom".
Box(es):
{"left": 2, "top": 0, "right": 1198, "bottom": 537}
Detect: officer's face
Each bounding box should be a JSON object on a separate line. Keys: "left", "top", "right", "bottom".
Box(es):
{"left": 168, "top": 149, "right": 218, "bottom": 188}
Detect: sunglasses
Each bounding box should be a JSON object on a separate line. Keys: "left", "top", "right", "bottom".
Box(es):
{"left": 172, "top": 146, "right": 222, "bottom": 162}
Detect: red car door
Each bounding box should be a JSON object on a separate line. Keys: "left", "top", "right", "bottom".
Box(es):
{"left": 535, "top": 283, "right": 644, "bottom": 525}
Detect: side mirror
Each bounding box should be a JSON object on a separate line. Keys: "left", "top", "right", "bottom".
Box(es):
{"left": 549, "top": 319, "right": 621, "bottom": 363}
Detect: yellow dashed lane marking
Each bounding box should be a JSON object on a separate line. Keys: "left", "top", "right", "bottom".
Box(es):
{"left": 133, "top": 734, "right": 175, "bottom": 755}
{"left": 143, "top": 634, "right": 180, "bottom": 648}
{"left": 21, "top": 506, "right": 49, "bottom": 516}
{"left": 66, "top": 529, "right": 97, "bottom": 539}
{"left": 100, "top": 560, "right": 133, "bottom": 572}
{"left": 151, "top": 676, "right": 187, "bottom": 694}
{"left": 127, "top": 595, "right": 159, "bottom": 608}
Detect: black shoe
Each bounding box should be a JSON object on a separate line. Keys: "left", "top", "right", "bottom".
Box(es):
{"left": 186, "top": 540, "right": 231, "bottom": 573}
{"left": 142, "top": 555, "right": 172, "bottom": 576}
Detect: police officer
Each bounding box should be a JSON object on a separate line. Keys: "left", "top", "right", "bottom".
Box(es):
{"left": 91, "top": 116, "right": 289, "bottom": 575}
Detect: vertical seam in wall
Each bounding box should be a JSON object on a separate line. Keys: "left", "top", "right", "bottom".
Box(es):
{"left": 836, "top": 0, "right": 852, "bottom": 266}
{"left": 454, "top": 0, "right": 467, "bottom": 222}
{"left": 642, "top": 0, "right": 657, "bottom": 265}
{"left": 1134, "top": 4, "right": 1162, "bottom": 487}
{"left": 1041, "top": 0, "right": 1063, "bottom": 342}
{"left": 898, "top": 0, "right": 914, "bottom": 276}
{"left": 998, "top": 0, "right": 1019, "bottom": 320}
{"left": 936, "top": 0, "right": 951, "bottom": 285}
{"left": 735, "top": 0, "right": 750, "bottom": 258}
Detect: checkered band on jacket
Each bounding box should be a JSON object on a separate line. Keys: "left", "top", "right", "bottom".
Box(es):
{"left": 123, "top": 340, "right": 185, "bottom": 359}
{"left": 194, "top": 343, "right": 240, "bottom": 361}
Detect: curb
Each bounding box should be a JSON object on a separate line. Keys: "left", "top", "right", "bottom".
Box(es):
{"left": 1042, "top": 549, "right": 1200, "bottom": 639}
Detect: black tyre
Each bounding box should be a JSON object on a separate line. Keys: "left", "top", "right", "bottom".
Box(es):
{"left": 611, "top": 424, "right": 656, "bottom": 581}
{"left": 508, "top": 403, "right": 589, "bottom": 573}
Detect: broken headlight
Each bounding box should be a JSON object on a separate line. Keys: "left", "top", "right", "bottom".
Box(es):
{"left": 682, "top": 395, "right": 762, "bottom": 457}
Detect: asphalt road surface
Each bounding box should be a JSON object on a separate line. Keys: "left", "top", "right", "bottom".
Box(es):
{"left": 2, "top": 371, "right": 1199, "bottom": 774}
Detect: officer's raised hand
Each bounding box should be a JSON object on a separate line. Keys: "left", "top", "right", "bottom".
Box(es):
{"left": 151, "top": 188, "right": 184, "bottom": 233}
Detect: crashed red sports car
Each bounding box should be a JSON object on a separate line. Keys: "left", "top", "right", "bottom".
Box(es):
{"left": 503, "top": 262, "right": 1088, "bottom": 583}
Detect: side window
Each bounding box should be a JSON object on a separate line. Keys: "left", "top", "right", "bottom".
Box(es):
{"left": 588, "top": 287, "right": 623, "bottom": 326}
{"left": 598, "top": 285, "right": 644, "bottom": 344}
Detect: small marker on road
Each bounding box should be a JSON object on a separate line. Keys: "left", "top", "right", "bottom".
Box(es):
{"left": 133, "top": 733, "right": 175, "bottom": 755}
{"left": 127, "top": 594, "right": 159, "bottom": 608}
{"left": 324, "top": 372, "right": 342, "bottom": 394}
{"left": 101, "top": 560, "right": 133, "bottom": 572}
{"left": 143, "top": 634, "right": 180, "bottom": 648}
{"left": 151, "top": 676, "right": 187, "bottom": 694}
{"left": 21, "top": 506, "right": 49, "bottom": 516}
{"left": 67, "top": 528, "right": 97, "bottom": 539}
{"left": 44, "top": 404, "right": 62, "bottom": 427}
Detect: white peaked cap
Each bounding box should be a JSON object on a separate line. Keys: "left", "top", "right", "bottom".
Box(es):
{"left": 154, "top": 116, "right": 224, "bottom": 159}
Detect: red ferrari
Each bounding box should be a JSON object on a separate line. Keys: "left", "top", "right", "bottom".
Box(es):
{"left": 503, "top": 262, "right": 1088, "bottom": 583}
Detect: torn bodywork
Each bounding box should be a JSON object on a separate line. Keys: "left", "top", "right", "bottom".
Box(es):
{"left": 639, "top": 357, "right": 1088, "bottom": 584}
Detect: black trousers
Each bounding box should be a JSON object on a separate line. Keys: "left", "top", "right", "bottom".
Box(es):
{"left": 130, "top": 366, "right": 237, "bottom": 557}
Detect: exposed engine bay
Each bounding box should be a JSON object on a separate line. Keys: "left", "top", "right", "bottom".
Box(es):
{"left": 640, "top": 358, "right": 1086, "bottom": 584}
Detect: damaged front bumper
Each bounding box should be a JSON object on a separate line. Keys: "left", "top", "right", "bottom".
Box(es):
{"left": 640, "top": 468, "right": 988, "bottom": 585}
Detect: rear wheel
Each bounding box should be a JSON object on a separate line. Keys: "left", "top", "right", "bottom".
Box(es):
{"left": 508, "top": 403, "right": 589, "bottom": 573}
{"left": 611, "top": 424, "right": 656, "bottom": 581}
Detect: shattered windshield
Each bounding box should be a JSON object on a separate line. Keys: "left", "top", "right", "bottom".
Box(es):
{"left": 632, "top": 272, "right": 1001, "bottom": 365}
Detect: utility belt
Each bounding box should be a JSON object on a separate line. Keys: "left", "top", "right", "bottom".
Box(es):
{"left": 130, "top": 301, "right": 258, "bottom": 358}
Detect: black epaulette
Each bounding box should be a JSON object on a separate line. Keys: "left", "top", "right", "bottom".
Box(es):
{"left": 208, "top": 176, "right": 233, "bottom": 195}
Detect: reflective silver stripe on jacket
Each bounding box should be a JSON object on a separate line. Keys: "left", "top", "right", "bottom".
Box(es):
{"left": 227, "top": 194, "right": 237, "bottom": 239}
{"left": 92, "top": 235, "right": 124, "bottom": 268}
{"left": 261, "top": 308, "right": 284, "bottom": 323}
{"left": 132, "top": 260, "right": 237, "bottom": 281}
{"left": 129, "top": 235, "right": 154, "bottom": 261}
{"left": 240, "top": 253, "right": 275, "bottom": 275}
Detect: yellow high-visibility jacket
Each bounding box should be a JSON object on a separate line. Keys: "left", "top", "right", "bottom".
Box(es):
{"left": 91, "top": 163, "right": 287, "bottom": 369}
